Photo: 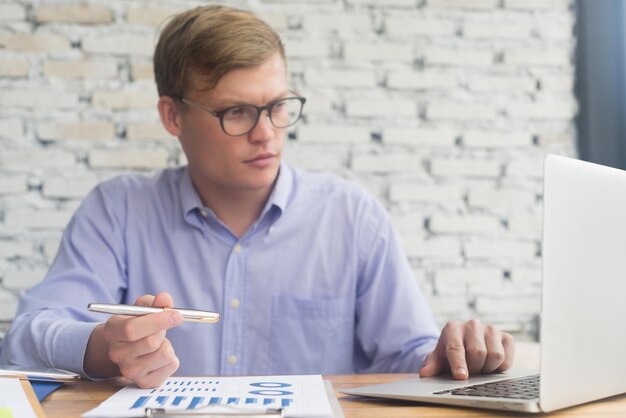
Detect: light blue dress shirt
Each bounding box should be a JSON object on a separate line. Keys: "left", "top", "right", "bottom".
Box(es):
{"left": 0, "top": 162, "right": 439, "bottom": 376}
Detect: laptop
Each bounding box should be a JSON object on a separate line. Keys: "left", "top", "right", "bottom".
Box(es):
{"left": 343, "top": 154, "right": 626, "bottom": 413}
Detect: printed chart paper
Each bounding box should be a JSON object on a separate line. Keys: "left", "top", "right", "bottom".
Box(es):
{"left": 83, "top": 374, "right": 333, "bottom": 417}
{"left": 0, "top": 379, "right": 39, "bottom": 418}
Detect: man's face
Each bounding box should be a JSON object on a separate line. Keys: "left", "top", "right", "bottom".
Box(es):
{"left": 177, "top": 53, "right": 289, "bottom": 196}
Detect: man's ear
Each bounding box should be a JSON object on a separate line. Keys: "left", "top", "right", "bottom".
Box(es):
{"left": 158, "top": 96, "right": 183, "bottom": 137}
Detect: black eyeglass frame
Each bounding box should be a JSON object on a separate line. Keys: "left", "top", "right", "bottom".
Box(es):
{"left": 178, "top": 95, "right": 306, "bottom": 137}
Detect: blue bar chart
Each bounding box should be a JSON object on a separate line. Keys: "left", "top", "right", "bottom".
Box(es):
{"left": 83, "top": 375, "right": 332, "bottom": 417}
{"left": 131, "top": 378, "right": 296, "bottom": 409}
{"left": 127, "top": 395, "right": 295, "bottom": 409}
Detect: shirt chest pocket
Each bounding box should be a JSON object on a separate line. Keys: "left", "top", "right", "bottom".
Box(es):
{"left": 268, "top": 295, "right": 354, "bottom": 374}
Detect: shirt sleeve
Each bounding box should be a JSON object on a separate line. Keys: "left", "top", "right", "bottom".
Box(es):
{"left": 354, "top": 199, "right": 440, "bottom": 373}
{"left": 0, "top": 182, "right": 128, "bottom": 376}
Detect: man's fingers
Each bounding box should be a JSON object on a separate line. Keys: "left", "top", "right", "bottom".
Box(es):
{"left": 496, "top": 332, "right": 515, "bottom": 372}
{"left": 420, "top": 322, "right": 469, "bottom": 379}
{"left": 99, "top": 292, "right": 181, "bottom": 387}
{"left": 152, "top": 292, "right": 174, "bottom": 308}
{"left": 419, "top": 329, "right": 449, "bottom": 378}
{"left": 135, "top": 358, "right": 180, "bottom": 389}
{"left": 135, "top": 291, "right": 176, "bottom": 308}
{"left": 421, "top": 320, "right": 516, "bottom": 379}
{"left": 441, "top": 321, "right": 468, "bottom": 380}
{"left": 104, "top": 311, "right": 182, "bottom": 342}
{"left": 117, "top": 339, "right": 180, "bottom": 388}
{"left": 108, "top": 330, "right": 167, "bottom": 363}
{"left": 135, "top": 294, "right": 156, "bottom": 307}
{"left": 419, "top": 351, "right": 441, "bottom": 378}
{"left": 480, "top": 325, "right": 506, "bottom": 373}
{"left": 104, "top": 292, "right": 181, "bottom": 342}
{"left": 464, "top": 319, "right": 488, "bottom": 375}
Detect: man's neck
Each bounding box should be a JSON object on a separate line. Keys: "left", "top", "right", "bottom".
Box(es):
{"left": 190, "top": 175, "right": 276, "bottom": 239}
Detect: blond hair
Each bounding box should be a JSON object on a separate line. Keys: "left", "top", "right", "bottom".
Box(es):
{"left": 154, "top": 5, "right": 286, "bottom": 98}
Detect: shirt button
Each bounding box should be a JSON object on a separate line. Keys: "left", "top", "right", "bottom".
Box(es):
{"left": 268, "top": 226, "right": 274, "bottom": 234}
{"left": 200, "top": 210, "right": 208, "bottom": 218}
{"left": 228, "top": 354, "right": 238, "bottom": 365}
{"left": 230, "top": 298, "right": 241, "bottom": 309}
{"left": 233, "top": 243, "right": 242, "bottom": 253}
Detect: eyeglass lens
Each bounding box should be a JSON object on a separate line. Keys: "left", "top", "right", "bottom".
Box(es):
{"left": 222, "top": 98, "right": 303, "bottom": 136}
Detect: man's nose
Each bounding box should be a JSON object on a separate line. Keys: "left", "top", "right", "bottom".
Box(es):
{"left": 248, "top": 111, "right": 274, "bottom": 143}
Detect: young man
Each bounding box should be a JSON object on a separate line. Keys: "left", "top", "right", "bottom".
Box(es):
{"left": 0, "top": 5, "right": 514, "bottom": 388}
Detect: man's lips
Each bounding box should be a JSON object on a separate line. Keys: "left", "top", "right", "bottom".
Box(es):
{"left": 243, "top": 152, "right": 277, "bottom": 163}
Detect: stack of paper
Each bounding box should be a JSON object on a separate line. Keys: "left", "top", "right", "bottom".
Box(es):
{"left": 0, "top": 379, "right": 44, "bottom": 418}
{"left": 83, "top": 374, "right": 335, "bottom": 417}
{"left": 0, "top": 365, "right": 80, "bottom": 402}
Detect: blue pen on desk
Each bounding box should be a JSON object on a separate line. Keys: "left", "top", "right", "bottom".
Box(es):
{"left": 88, "top": 303, "right": 220, "bottom": 323}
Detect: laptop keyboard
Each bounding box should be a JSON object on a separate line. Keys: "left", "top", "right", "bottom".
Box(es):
{"left": 433, "top": 374, "right": 540, "bottom": 400}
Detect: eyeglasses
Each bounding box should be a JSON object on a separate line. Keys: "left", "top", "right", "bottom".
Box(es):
{"left": 179, "top": 96, "right": 306, "bottom": 137}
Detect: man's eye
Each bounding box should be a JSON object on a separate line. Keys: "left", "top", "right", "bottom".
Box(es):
{"left": 225, "top": 107, "right": 245, "bottom": 118}
{"left": 273, "top": 101, "right": 287, "bottom": 110}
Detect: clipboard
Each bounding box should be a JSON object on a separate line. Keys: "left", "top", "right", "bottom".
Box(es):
{"left": 82, "top": 375, "right": 343, "bottom": 418}
{"left": 0, "top": 378, "right": 46, "bottom": 418}
{"left": 20, "top": 379, "right": 46, "bottom": 418}
{"left": 143, "top": 406, "right": 284, "bottom": 417}
{"left": 0, "top": 365, "right": 80, "bottom": 382}
{"left": 0, "top": 365, "right": 79, "bottom": 402}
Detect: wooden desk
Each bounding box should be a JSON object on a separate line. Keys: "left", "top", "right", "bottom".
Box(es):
{"left": 42, "top": 373, "right": 626, "bottom": 418}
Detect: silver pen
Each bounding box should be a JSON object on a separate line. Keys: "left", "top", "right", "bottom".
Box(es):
{"left": 88, "top": 303, "right": 220, "bottom": 323}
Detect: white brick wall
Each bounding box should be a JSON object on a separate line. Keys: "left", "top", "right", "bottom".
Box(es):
{"left": 0, "top": 0, "right": 578, "bottom": 340}
{"left": 0, "top": 32, "right": 71, "bottom": 51}
{"left": 0, "top": 3, "right": 26, "bottom": 21}
{"left": 0, "top": 176, "right": 27, "bottom": 195}
{"left": 0, "top": 149, "right": 77, "bottom": 170}
{"left": 82, "top": 35, "right": 154, "bottom": 56}
{"left": 4, "top": 209, "right": 74, "bottom": 230}
{"left": 0, "top": 289, "right": 18, "bottom": 321}
{"left": 430, "top": 158, "right": 502, "bottom": 178}
{"left": 298, "top": 125, "right": 371, "bottom": 144}
{"left": 390, "top": 183, "right": 464, "bottom": 204}
{"left": 0, "top": 240, "right": 32, "bottom": 258}
{"left": 43, "top": 59, "right": 118, "bottom": 79}
{"left": 383, "top": 127, "right": 457, "bottom": 147}
{"left": 2, "top": 266, "right": 49, "bottom": 290}
{"left": 0, "top": 89, "right": 79, "bottom": 109}
{"left": 0, "top": 118, "right": 24, "bottom": 139}
{"left": 34, "top": 4, "right": 113, "bottom": 23}
{"left": 43, "top": 176, "right": 98, "bottom": 199}
{"left": 88, "top": 149, "right": 170, "bottom": 169}
{"left": 37, "top": 121, "right": 116, "bottom": 141}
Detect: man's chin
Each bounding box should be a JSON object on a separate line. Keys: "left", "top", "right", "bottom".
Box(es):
{"left": 235, "top": 168, "right": 280, "bottom": 191}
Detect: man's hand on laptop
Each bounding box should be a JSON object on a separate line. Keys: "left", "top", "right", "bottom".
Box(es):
{"left": 419, "top": 319, "right": 515, "bottom": 380}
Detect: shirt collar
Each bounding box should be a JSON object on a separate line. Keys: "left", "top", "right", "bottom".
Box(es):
{"left": 263, "top": 160, "right": 292, "bottom": 216}
{"left": 180, "top": 167, "right": 205, "bottom": 219}
{"left": 179, "top": 162, "right": 293, "bottom": 220}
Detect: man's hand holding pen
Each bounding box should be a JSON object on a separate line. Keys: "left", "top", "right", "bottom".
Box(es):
{"left": 84, "top": 292, "right": 184, "bottom": 388}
